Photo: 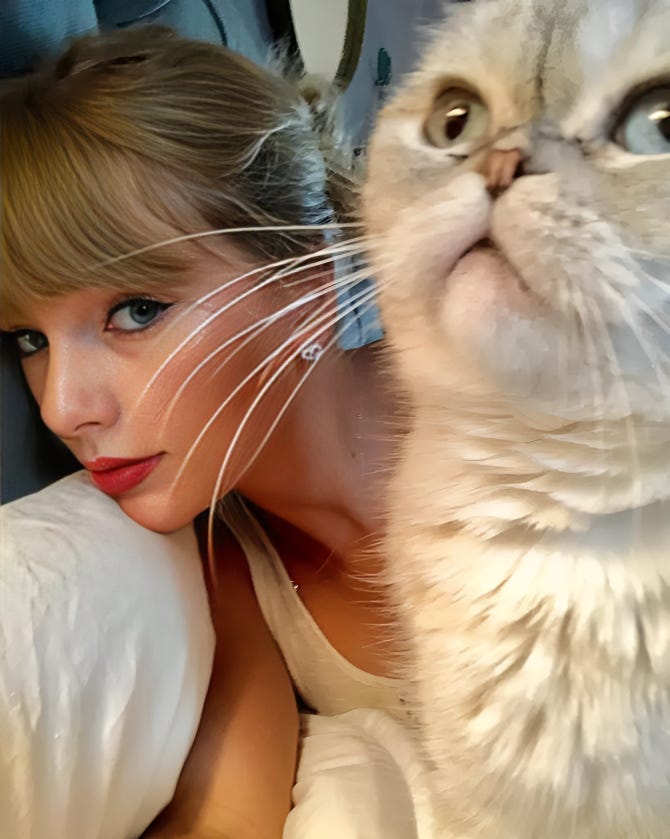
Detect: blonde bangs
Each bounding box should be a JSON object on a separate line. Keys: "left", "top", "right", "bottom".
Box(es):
{"left": 1, "top": 104, "right": 200, "bottom": 319}
{"left": 1, "top": 25, "right": 337, "bottom": 323}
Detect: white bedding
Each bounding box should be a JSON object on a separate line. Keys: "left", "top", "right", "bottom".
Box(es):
{"left": 286, "top": 710, "right": 438, "bottom": 839}
{"left": 0, "top": 473, "right": 215, "bottom": 839}
{"left": 1, "top": 473, "right": 436, "bottom": 839}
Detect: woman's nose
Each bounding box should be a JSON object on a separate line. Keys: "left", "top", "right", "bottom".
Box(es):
{"left": 38, "top": 345, "right": 119, "bottom": 441}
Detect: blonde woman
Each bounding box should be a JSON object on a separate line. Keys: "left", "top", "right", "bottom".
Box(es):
{"left": 1, "top": 26, "right": 413, "bottom": 839}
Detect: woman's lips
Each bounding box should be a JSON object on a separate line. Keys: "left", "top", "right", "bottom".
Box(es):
{"left": 85, "top": 454, "right": 163, "bottom": 495}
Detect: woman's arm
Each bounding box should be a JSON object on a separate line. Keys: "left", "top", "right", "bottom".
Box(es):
{"left": 143, "top": 528, "right": 299, "bottom": 839}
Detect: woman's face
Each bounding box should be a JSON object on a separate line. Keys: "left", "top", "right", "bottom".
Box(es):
{"left": 9, "top": 251, "right": 308, "bottom": 532}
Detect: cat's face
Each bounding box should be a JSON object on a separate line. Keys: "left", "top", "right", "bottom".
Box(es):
{"left": 364, "top": 0, "right": 669, "bottom": 430}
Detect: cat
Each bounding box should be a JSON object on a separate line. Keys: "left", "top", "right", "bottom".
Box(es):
{"left": 362, "top": 1, "right": 670, "bottom": 836}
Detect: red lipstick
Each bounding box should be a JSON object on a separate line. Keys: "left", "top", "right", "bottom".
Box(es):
{"left": 85, "top": 454, "right": 162, "bottom": 495}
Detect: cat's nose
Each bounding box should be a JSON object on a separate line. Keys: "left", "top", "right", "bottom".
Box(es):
{"left": 484, "top": 148, "right": 525, "bottom": 194}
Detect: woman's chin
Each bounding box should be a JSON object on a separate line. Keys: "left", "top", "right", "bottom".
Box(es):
{"left": 116, "top": 492, "right": 203, "bottom": 535}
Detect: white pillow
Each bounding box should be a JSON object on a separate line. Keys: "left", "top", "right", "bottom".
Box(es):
{"left": 0, "top": 472, "right": 215, "bottom": 839}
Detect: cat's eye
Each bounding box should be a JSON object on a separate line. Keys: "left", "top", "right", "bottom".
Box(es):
{"left": 615, "top": 86, "right": 670, "bottom": 156}
{"left": 424, "top": 88, "right": 490, "bottom": 150}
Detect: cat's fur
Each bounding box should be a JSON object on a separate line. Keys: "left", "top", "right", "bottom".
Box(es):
{"left": 363, "top": 1, "right": 670, "bottom": 836}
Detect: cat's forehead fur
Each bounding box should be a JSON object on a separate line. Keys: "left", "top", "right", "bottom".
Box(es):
{"left": 370, "top": 0, "right": 669, "bottom": 255}
{"left": 395, "top": 0, "right": 668, "bottom": 126}
{"left": 364, "top": 0, "right": 669, "bottom": 491}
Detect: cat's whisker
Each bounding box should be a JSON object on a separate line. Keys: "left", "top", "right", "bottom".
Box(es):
{"left": 204, "top": 294, "right": 383, "bottom": 571}
{"left": 555, "top": 279, "right": 577, "bottom": 419}
{"left": 643, "top": 273, "right": 670, "bottom": 295}
{"left": 140, "top": 252, "right": 375, "bottom": 414}
{"left": 613, "top": 289, "right": 669, "bottom": 530}
{"left": 175, "top": 234, "right": 369, "bottom": 324}
{"left": 623, "top": 297, "right": 670, "bottom": 402}
{"left": 209, "top": 292, "right": 383, "bottom": 492}
{"left": 95, "top": 222, "right": 366, "bottom": 267}
{"left": 568, "top": 277, "right": 607, "bottom": 413}
{"left": 191, "top": 267, "right": 392, "bottom": 461}
{"left": 629, "top": 290, "right": 670, "bottom": 342}
{"left": 614, "top": 311, "right": 669, "bottom": 521}
{"left": 152, "top": 266, "right": 373, "bottom": 425}
{"left": 152, "top": 274, "right": 334, "bottom": 424}
{"left": 144, "top": 239, "right": 393, "bottom": 410}
{"left": 577, "top": 292, "right": 613, "bottom": 404}
{"left": 631, "top": 247, "right": 670, "bottom": 269}
{"left": 169, "top": 280, "right": 385, "bottom": 491}
{"left": 138, "top": 240, "right": 372, "bottom": 402}
{"left": 578, "top": 288, "right": 648, "bottom": 503}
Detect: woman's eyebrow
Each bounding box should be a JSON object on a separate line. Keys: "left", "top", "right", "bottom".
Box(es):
{"left": 0, "top": 308, "right": 36, "bottom": 332}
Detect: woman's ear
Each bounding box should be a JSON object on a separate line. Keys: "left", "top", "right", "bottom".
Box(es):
{"left": 254, "top": 243, "right": 339, "bottom": 391}
{"left": 255, "top": 317, "right": 332, "bottom": 392}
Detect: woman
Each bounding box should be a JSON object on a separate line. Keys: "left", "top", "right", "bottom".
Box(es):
{"left": 1, "top": 26, "right": 405, "bottom": 838}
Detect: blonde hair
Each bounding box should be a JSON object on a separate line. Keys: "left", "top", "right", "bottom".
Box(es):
{"left": 1, "top": 26, "right": 339, "bottom": 317}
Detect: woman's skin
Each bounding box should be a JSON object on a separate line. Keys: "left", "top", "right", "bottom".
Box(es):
{"left": 7, "top": 241, "right": 400, "bottom": 836}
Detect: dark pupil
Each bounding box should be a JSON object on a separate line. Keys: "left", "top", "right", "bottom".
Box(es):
{"left": 444, "top": 104, "right": 470, "bottom": 141}
{"left": 132, "top": 300, "right": 158, "bottom": 323}
{"left": 26, "top": 330, "right": 45, "bottom": 349}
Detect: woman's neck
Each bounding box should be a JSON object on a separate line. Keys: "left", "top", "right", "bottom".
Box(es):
{"left": 236, "top": 343, "right": 401, "bottom": 565}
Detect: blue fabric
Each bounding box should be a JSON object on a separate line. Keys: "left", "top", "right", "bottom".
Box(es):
{"left": 0, "top": 0, "right": 97, "bottom": 76}
{"left": 336, "top": 268, "right": 384, "bottom": 351}
{"left": 95, "top": 1, "right": 173, "bottom": 27}
{"left": 325, "top": 231, "right": 384, "bottom": 351}
{"left": 0, "top": 1, "right": 273, "bottom": 77}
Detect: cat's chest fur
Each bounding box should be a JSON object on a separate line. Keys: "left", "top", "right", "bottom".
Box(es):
{"left": 388, "top": 436, "right": 670, "bottom": 836}
{"left": 363, "top": 0, "right": 670, "bottom": 835}
{"left": 388, "top": 467, "right": 670, "bottom": 833}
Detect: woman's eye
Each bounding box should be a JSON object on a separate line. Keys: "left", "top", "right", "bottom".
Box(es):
{"left": 424, "top": 87, "right": 490, "bottom": 150}
{"left": 13, "top": 330, "right": 48, "bottom": 357}
{"left": 614, "top": 86, "right": 670, "bottom": 155}
{"left": 107, "top": 298, "right": 172, "bottom": 332}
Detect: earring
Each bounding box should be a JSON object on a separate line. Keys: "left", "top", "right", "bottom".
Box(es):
{"left": 300, "top": 342, "right": 324, "bottom": 363}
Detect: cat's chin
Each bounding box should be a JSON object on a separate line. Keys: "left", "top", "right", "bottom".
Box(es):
{"left": 439, "top": 242, "right": 557, "bottom": 398}
{"left": 447, "top": 242, "right": 536, "bottom": 314}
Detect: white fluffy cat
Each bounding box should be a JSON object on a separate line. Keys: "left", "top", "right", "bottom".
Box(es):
{"left": 363, "top": 1, "right": 670, "bottom": 836}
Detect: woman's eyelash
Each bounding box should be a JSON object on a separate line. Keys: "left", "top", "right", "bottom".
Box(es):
{"left": 106, "top": 297, "right": 174, "bottom": 332}
{"left": 5, "top": 297, "right": 174, "bottom": 358}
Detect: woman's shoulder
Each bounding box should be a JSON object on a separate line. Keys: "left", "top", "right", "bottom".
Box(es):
{"left": 165, "top": 510, "right": 298, "bottom": 838}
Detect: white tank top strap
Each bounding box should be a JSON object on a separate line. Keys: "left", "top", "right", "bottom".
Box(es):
{"left": 222, "top": 495, "right": 405, "bottom": 718}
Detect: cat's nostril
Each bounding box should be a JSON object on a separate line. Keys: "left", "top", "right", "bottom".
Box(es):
{"left": 485, "top": 148, "right": 524, "bottom": 195}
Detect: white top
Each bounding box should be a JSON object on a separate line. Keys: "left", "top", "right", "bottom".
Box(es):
{"left": 225, "top": 499, "right": 406, "bottom": 719}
